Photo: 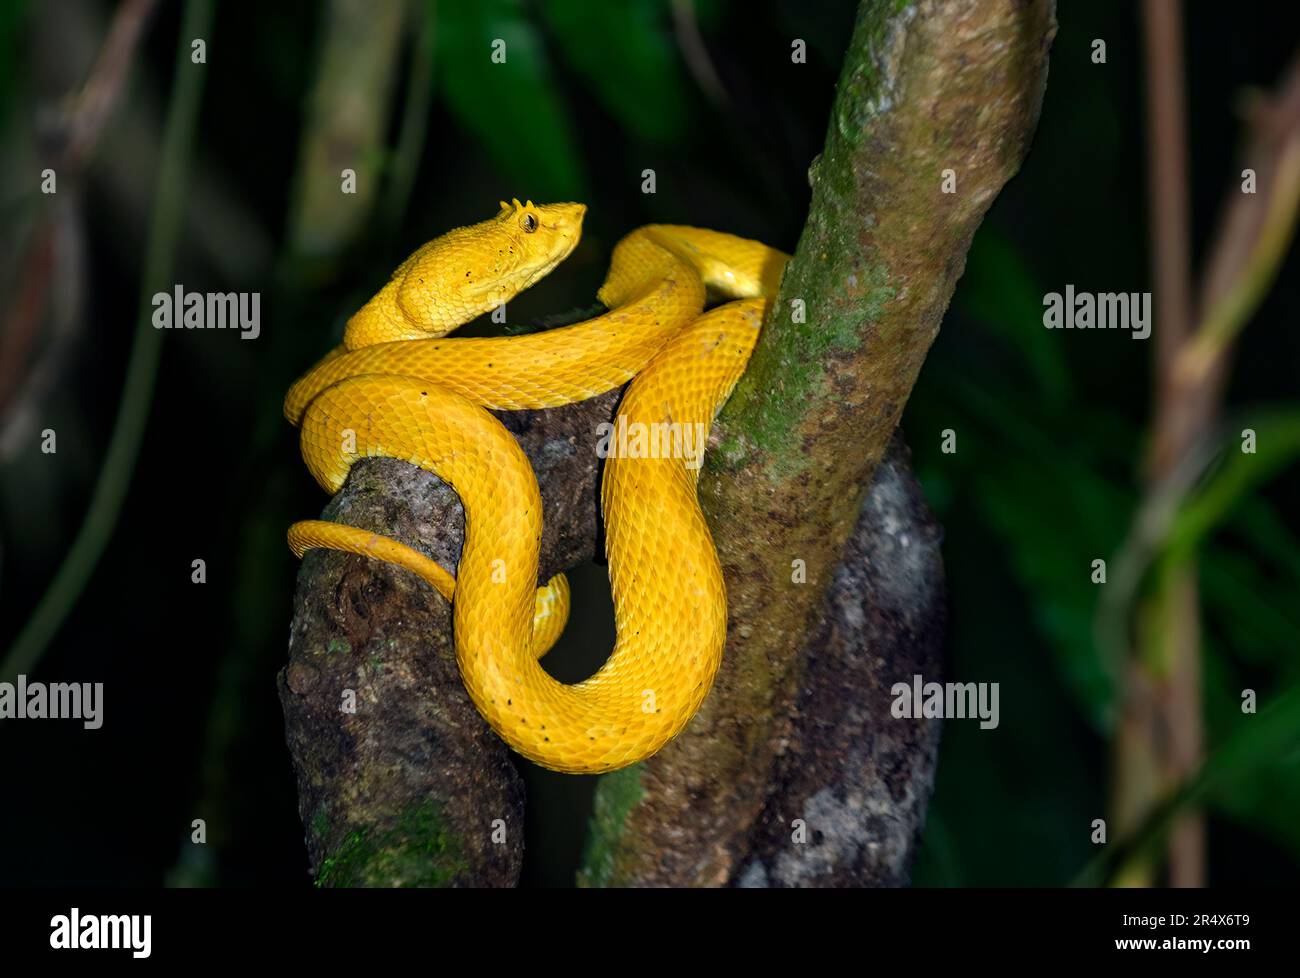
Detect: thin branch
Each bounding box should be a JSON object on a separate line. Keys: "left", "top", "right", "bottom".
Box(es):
{"left": 0, "top": 0, "right": 160, "bottom": 420}
{"left": 51, "top": 0, "right": 161, "bottom": 171}
{"left": 671, "top": 0, "right": 727, "bottom": 106}
{"left": 1141, "top": 0, "right": 1203, "bottom": 890}
{"left": 1114, "top": 24, "right": 1300, "bottom": 889}
{"left": 2, "top": 0, "right": 214, "bottom": 684}
{"left": 1142, "top": 0, "right": 1194, "bottom": 407}
{"left": 378, "top": 0, "right": 438, "bottom": 237}
{"left": 1176, "top": 55, "right": 1300, "bottom": 386}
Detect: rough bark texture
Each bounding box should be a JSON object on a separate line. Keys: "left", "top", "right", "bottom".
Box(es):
{"left": 281, "top": 0, "right": 1053, "bottom": 887}
{"left": 731, "top": 438, "right": 947, "bottom": 887}
{"left": 279, "top": 391, "right": 618, "bottom": 886}
{"left": 583, "top": 0, "right": 1054, "bottom": 886}
{"left": 281, "top": 407, "right": 943, "bottom": 888}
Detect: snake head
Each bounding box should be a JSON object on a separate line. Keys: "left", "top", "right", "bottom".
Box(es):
{"left": 345, "top": 200, "right": 587, "bottom": 349}
{"left": 488, "top": 198, "right": 586, "bottom": 288}
{"left": 427, "top": 198, "right": 585, "bottom": 321}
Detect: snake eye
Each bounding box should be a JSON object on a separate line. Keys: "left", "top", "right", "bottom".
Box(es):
{"left": 521, "top": 212, "right": 539, "bottom": 233}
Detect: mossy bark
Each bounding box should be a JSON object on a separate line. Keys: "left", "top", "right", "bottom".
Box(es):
{"left": 582, "top": 0, "right": 1054, "bottom": 886}
{"left": 279, "top": 392, "right": 618, "bottom": 887}
{"left": 729, "top": 438, "right": 947, "bottom": 887}
{"left": 578, "top": 438, "right": 947, "bottom": 887}
{"left": 282, "top": 0, "right": 1054, "bottom": 887}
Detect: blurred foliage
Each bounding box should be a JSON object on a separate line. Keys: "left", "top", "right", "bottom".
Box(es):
{"left": 0, "top": 0, "right": 1296, "bottom": 887}
{"left": 438, "top": 0, "right": 589, "bottom": 200}
{"left": 540, "top": 0, "right": 693, "bottom": 145}
{"left": 0, "top": 0, "right": 25, "bottom": 128}
{"left": 916, "top": 0, "right": 1300, "bottom": 885}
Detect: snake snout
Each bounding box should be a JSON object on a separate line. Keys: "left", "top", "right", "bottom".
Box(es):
{"left": 532, "top": 202, "right": 587, "bottom": 274}
{"left": 543, "top": 201, "right": 586, "bottom": 240}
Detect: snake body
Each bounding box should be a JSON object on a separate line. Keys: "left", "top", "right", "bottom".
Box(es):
{"left": 286, "top": 200, "right": 787, "bottom": 773}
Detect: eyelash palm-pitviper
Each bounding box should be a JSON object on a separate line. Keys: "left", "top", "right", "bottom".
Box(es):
{"left": 285, "top": 199, "right": 788, "bottom": 774}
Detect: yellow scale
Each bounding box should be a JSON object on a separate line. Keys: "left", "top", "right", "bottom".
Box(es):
{"left": 286, "top": 200, "right": 787, "bottom": 774}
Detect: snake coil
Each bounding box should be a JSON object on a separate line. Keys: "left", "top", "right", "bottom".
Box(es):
{"left": 286, "top": 200, "right": 787, "bottom": 773}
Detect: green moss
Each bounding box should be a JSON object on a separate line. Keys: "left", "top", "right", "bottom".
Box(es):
{"left": 309, "top": 806, "right": 330, "bottom": 842}
{"left": 576, "top": 764, "right": 645, "bottom": 887}
{"left": 836, "top": 2, "right": 904, "bottom": 144}
{"left": 708, "top": 2, "right": 916, "bottom": 477}
{"left": 315, "top": 799, "right": 466, "bottom": 888}
{"left": 714, "top": 259, "right": 894, "bottom": 476}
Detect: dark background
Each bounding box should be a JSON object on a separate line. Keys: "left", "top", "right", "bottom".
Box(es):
{"left": 1, "top": 0, "right": 1297, "bottom": 887}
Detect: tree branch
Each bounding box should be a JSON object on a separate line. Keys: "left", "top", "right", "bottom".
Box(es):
{"left": 279, "top": 391, "right": 618, "bottom": 886}
{"left": 732, "top": 438, "right": 946, "bottom": 887}
{"left": 280, "top": 0, "right": 1054, "bottom": 887}
{"left": 583, "top": 0, "right": 1054, "bottom": 887}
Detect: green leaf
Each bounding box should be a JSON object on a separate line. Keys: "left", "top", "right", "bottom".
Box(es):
{"left": 1201, "top": 544, "right": 1300, "bottom": 671}
{"left": 956, "top": 229, "right": 1072, "bottom": 403}
{"left": 1071, "top": 678, "right": 1300, "bottom": 886}
{"left": 540, "top": 0, "right": 692, "bottom": 143}
{"left": 1228, "top": 495, "right": 1300, "bottom": 590}
{"left": 974, "top": 458, "right": 1122, "bottom": 729}
{"left": 1202, "top": 675, "right": 1300, "bottom": 863}
{"left": 437, "top": 0, "right": 587, "bottom": 200}
{"left": 947, "top": 375, "right": 1131, "bottom": 729}
{"left": 1166, "top": 408, "right": 1300, "bottom": 560}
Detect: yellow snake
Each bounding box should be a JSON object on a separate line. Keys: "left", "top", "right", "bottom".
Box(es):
{"left": 285, "top": 199, "right": 787, "bottom": 773}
